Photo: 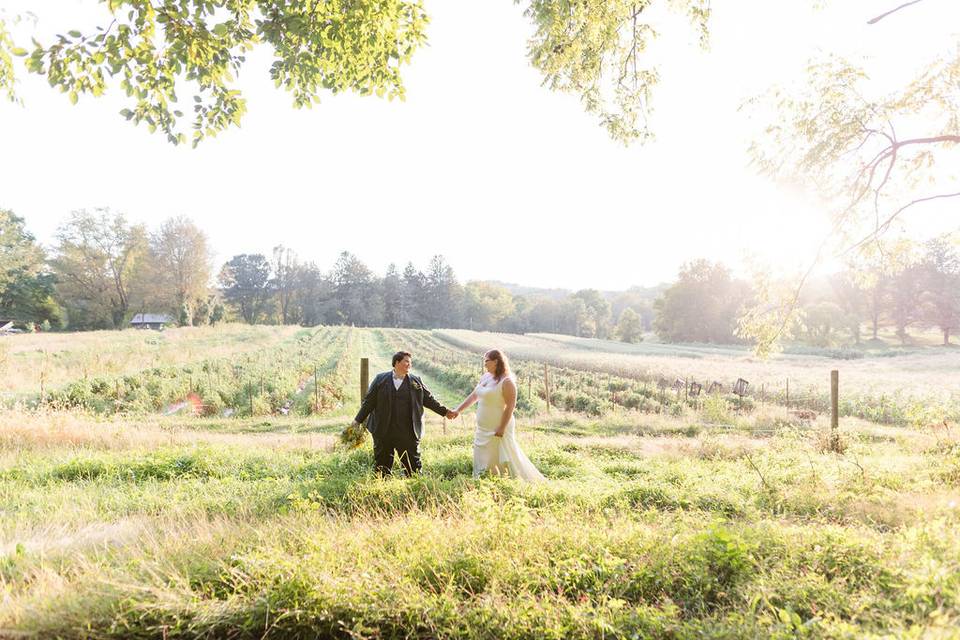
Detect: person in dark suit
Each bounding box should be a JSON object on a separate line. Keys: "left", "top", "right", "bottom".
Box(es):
{"left": 350, "top": 351, "right": 457, "bottom": 476}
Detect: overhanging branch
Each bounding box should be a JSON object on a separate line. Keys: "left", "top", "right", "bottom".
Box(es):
{"left": 867, "top": 0, "right": 928, "bottom": 25}
{"left": 845, "top": 190, "right": 960, "bottom": 255}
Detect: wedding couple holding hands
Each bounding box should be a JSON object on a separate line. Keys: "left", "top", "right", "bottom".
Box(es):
{"left": 350, "top": 349, "right": 544, "bottom": 482}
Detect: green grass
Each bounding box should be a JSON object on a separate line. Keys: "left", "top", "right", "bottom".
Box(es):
{"left": 1, "top": 410, "right": 958, "bottom": 638}
{"left": 1, "top": 327, "right": 959, "bottom": 637}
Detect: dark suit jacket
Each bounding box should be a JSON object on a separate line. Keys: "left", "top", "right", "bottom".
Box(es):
{"left": 354, "top": 372, "right": 448, "bottom": 440}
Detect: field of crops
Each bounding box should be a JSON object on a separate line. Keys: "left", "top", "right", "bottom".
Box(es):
{"left": 438, "top": 329, "right": 960, "bottom": 428}
{"left": 1, "top": 325, "right": 958, "bottom": 637}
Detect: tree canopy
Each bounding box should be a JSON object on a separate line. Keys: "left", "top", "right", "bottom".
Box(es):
{"left": 0, "top": 0, "right": 708, "bottom": 145}
{"left": 0, "top": 208, "right": 61, "bottom": 325}
{"left": 50, "top": 208, "right": 147, "bottom": 329}
{"left": 741, "top": 1, "right": 960, "bottom": 352}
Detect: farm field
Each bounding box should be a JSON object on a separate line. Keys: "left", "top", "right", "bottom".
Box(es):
{"left": 1, "top": 325, "right": 958, "bottom": 638}
{"left": 0, "top": 324, "right": 305, "bottom": 402}
{"left": 439, "top": 329, "right": 960, "bottom": 424}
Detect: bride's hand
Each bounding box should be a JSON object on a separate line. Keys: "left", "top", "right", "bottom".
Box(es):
{"left": 494, "top": 429, "right": 505, "bottom": 438}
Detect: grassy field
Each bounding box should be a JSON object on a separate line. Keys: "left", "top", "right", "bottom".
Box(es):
{"left": 1, "top": 326, "right": 958, "bottom": 638}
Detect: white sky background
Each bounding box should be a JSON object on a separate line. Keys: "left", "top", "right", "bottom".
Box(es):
{"left": 1, "top": 0, "right": 958, "bottom": 290}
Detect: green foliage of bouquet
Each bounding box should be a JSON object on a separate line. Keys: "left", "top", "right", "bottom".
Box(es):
{"left": 339, "top": 421, "right": 367, "bottom": 450}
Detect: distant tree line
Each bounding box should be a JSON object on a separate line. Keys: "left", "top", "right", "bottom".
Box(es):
{"left": 1, "top": 207, "right": 956, "bottom": 346}
{"left": 216, "top": 249, "right": 658, "bottom": 339}
{"left": 653, "top": 236, "right": 960, "bottom": 347}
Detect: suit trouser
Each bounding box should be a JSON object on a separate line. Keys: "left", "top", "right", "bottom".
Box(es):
{"left": 373, "top": 424, "right": 421, "bottom": 476}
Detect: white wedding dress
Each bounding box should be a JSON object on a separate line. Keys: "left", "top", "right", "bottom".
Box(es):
{"left": 473, "top": 373, "right": 545, "bottom": 482}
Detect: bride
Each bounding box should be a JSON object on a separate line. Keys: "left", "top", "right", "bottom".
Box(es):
{"left": 453, "top": 349, "right": 545, "bottom": 482}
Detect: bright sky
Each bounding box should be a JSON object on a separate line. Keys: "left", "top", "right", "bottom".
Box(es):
{"left": 1, "top": 0, "right": 958, "bottom": 290}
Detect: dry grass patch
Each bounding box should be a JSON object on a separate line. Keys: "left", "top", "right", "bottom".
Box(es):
{"left": 0, "top": 409, "right": 337, "bottom": 454}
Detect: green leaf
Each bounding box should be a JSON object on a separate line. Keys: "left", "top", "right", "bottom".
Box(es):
{"left": 10, "top": 47, "right": 28, "bottom": 57}
{"left": 212, "top": 23, "right": 228, "bottom": 37}
{"left": 68, "top": 91, "right": 78, "bottom": 105}
{"left": 68, "top": 30, "right": 82, "bottom": 38}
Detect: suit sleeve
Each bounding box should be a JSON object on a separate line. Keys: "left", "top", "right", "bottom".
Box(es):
{"left": 419, "top": 378, "right": 448, "bottom": 416}
{"left": 354, "top": 373, "right": 384, "bottom": 424}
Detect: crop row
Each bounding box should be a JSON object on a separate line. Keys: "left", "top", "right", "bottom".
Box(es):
{"left": 431, "top": 332, "right": 960, "bottom": 427}
{"left": 42, "top": 327, "right": 354, "bottom": 416}
{"left": 389, "top": 329, "right": 740, "bottom": 417}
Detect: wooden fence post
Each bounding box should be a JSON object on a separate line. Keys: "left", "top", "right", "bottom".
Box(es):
{"left": 544, "top": 363, "right": 551, "bottom": 414}
{"left": 831, "top": 370, "right": 839, "bottom": 447}
{"left": 360, "top": 358, "right": 370, "bottom": 402}
{"left": 786, "top": 378, "right": 790, "bottom": 407}
{"left": 314, "top": 366, "right": 319, "bottom": 411}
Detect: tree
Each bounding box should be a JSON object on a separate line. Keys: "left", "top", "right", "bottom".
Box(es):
{"left": 521, "top": 0, "right": 710, "bottom": 143}
{"left": 272, "top": 245, "right": 297, "bottom": 325}
{"left": 329, "top": 251, "right": 381, "bottom": 326}
{"left": 2, "top": 1, "right": 428, "bottom": 147}
{"left": 750, "top": 3, "right": 959, "bottom": 247}
{"left": 561, "top": 296, "right": 591, "bottom": 337}
{"left": 400, "top": 262, "right": 424, "bottom": 328}
{"left": 209, "top": 298, "right": 226, "bottom": 325}
{"left": 614, "top": 307, "right": 643, "bottom": 343}
{"left": 611, "top": 288, "right": 658, "bottom": 331}
{"left": 887, "top": 263, "right": 924, "bottom": 345}
{"left": 525, "top": 297, "right": 563, "bottom": 334}
{"left": 290, "top": 262, "right": 331, "bottom": 326}
{"left": 654, "top": 260, "right": 750, "bottom": 344}
{"left": 1, "top": 1, "right": 708, "bottom": 146}
{"left": 381, "top": 263, "right": 402, "bottom": 328}
{"left": 423, "top": 255, "right": 462, "bottom": 329}
{"left": 570, "top": 289, "right": 611, "bottom": 339}
{"left": 827, "top": 270, "right": 867, "bottom": 345}
{"left": 918, "top": 235, "right": 960, "bottom": 345}
{"left": 218, "top": 253, "right": 272, "bottom": 324}
{"left": 845, "top": 238, "right": 917, "bottom": 342}
{"left": 0, "top": 209, "right": 62, "bottom": 326}
{"left": 797, "top": 300, "right": 848, "bottom": 347}
{"left": 464, "top": 281, "right": 515, "bottom": 331}
{"left": 147, "top": 216, "right": 212, "bottom": 324}
{"left": 500, "top": 294, "right": 532, "bottom": 334}
{"left": 50, "top": 208, "right": 147, "bottom": 329}
{"left": 742, "top": 3, "right": 960, "bottom": 352}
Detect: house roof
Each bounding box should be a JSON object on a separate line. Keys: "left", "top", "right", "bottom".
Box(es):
{"left": 130, "top": 314, "right": 174, "bottom": 324}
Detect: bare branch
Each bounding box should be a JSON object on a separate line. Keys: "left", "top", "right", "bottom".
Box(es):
{"left": 846, "top": 190, "right": 960, "bottom": 255}
{"left": 867, "top": 0, "right": 928, "bottom": 25}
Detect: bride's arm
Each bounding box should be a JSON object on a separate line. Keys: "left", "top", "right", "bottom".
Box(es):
{"left": 454, "top": 390, "right": 478, "bottom": 414}
{"left": 495, "top": 378, "right": 517, "bottom": 437}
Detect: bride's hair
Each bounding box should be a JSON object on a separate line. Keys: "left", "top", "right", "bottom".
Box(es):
{"left": 484, "top": 349, "right": 511, "bottom": 381}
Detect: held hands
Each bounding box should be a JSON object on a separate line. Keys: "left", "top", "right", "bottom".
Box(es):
{"left": 446, "top": 410, "right": 459, "bottom": 419}
{"left": 494, "top": 428, "right": 505, "bottom": 438}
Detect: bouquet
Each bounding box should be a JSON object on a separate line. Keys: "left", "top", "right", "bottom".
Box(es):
{"left": 339, "top": 420, "right": 368, "bottom": 449}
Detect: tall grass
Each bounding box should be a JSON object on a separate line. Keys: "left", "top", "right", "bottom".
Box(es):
{"left": 1, "top": 408, "right": 958, "bottom": 637}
